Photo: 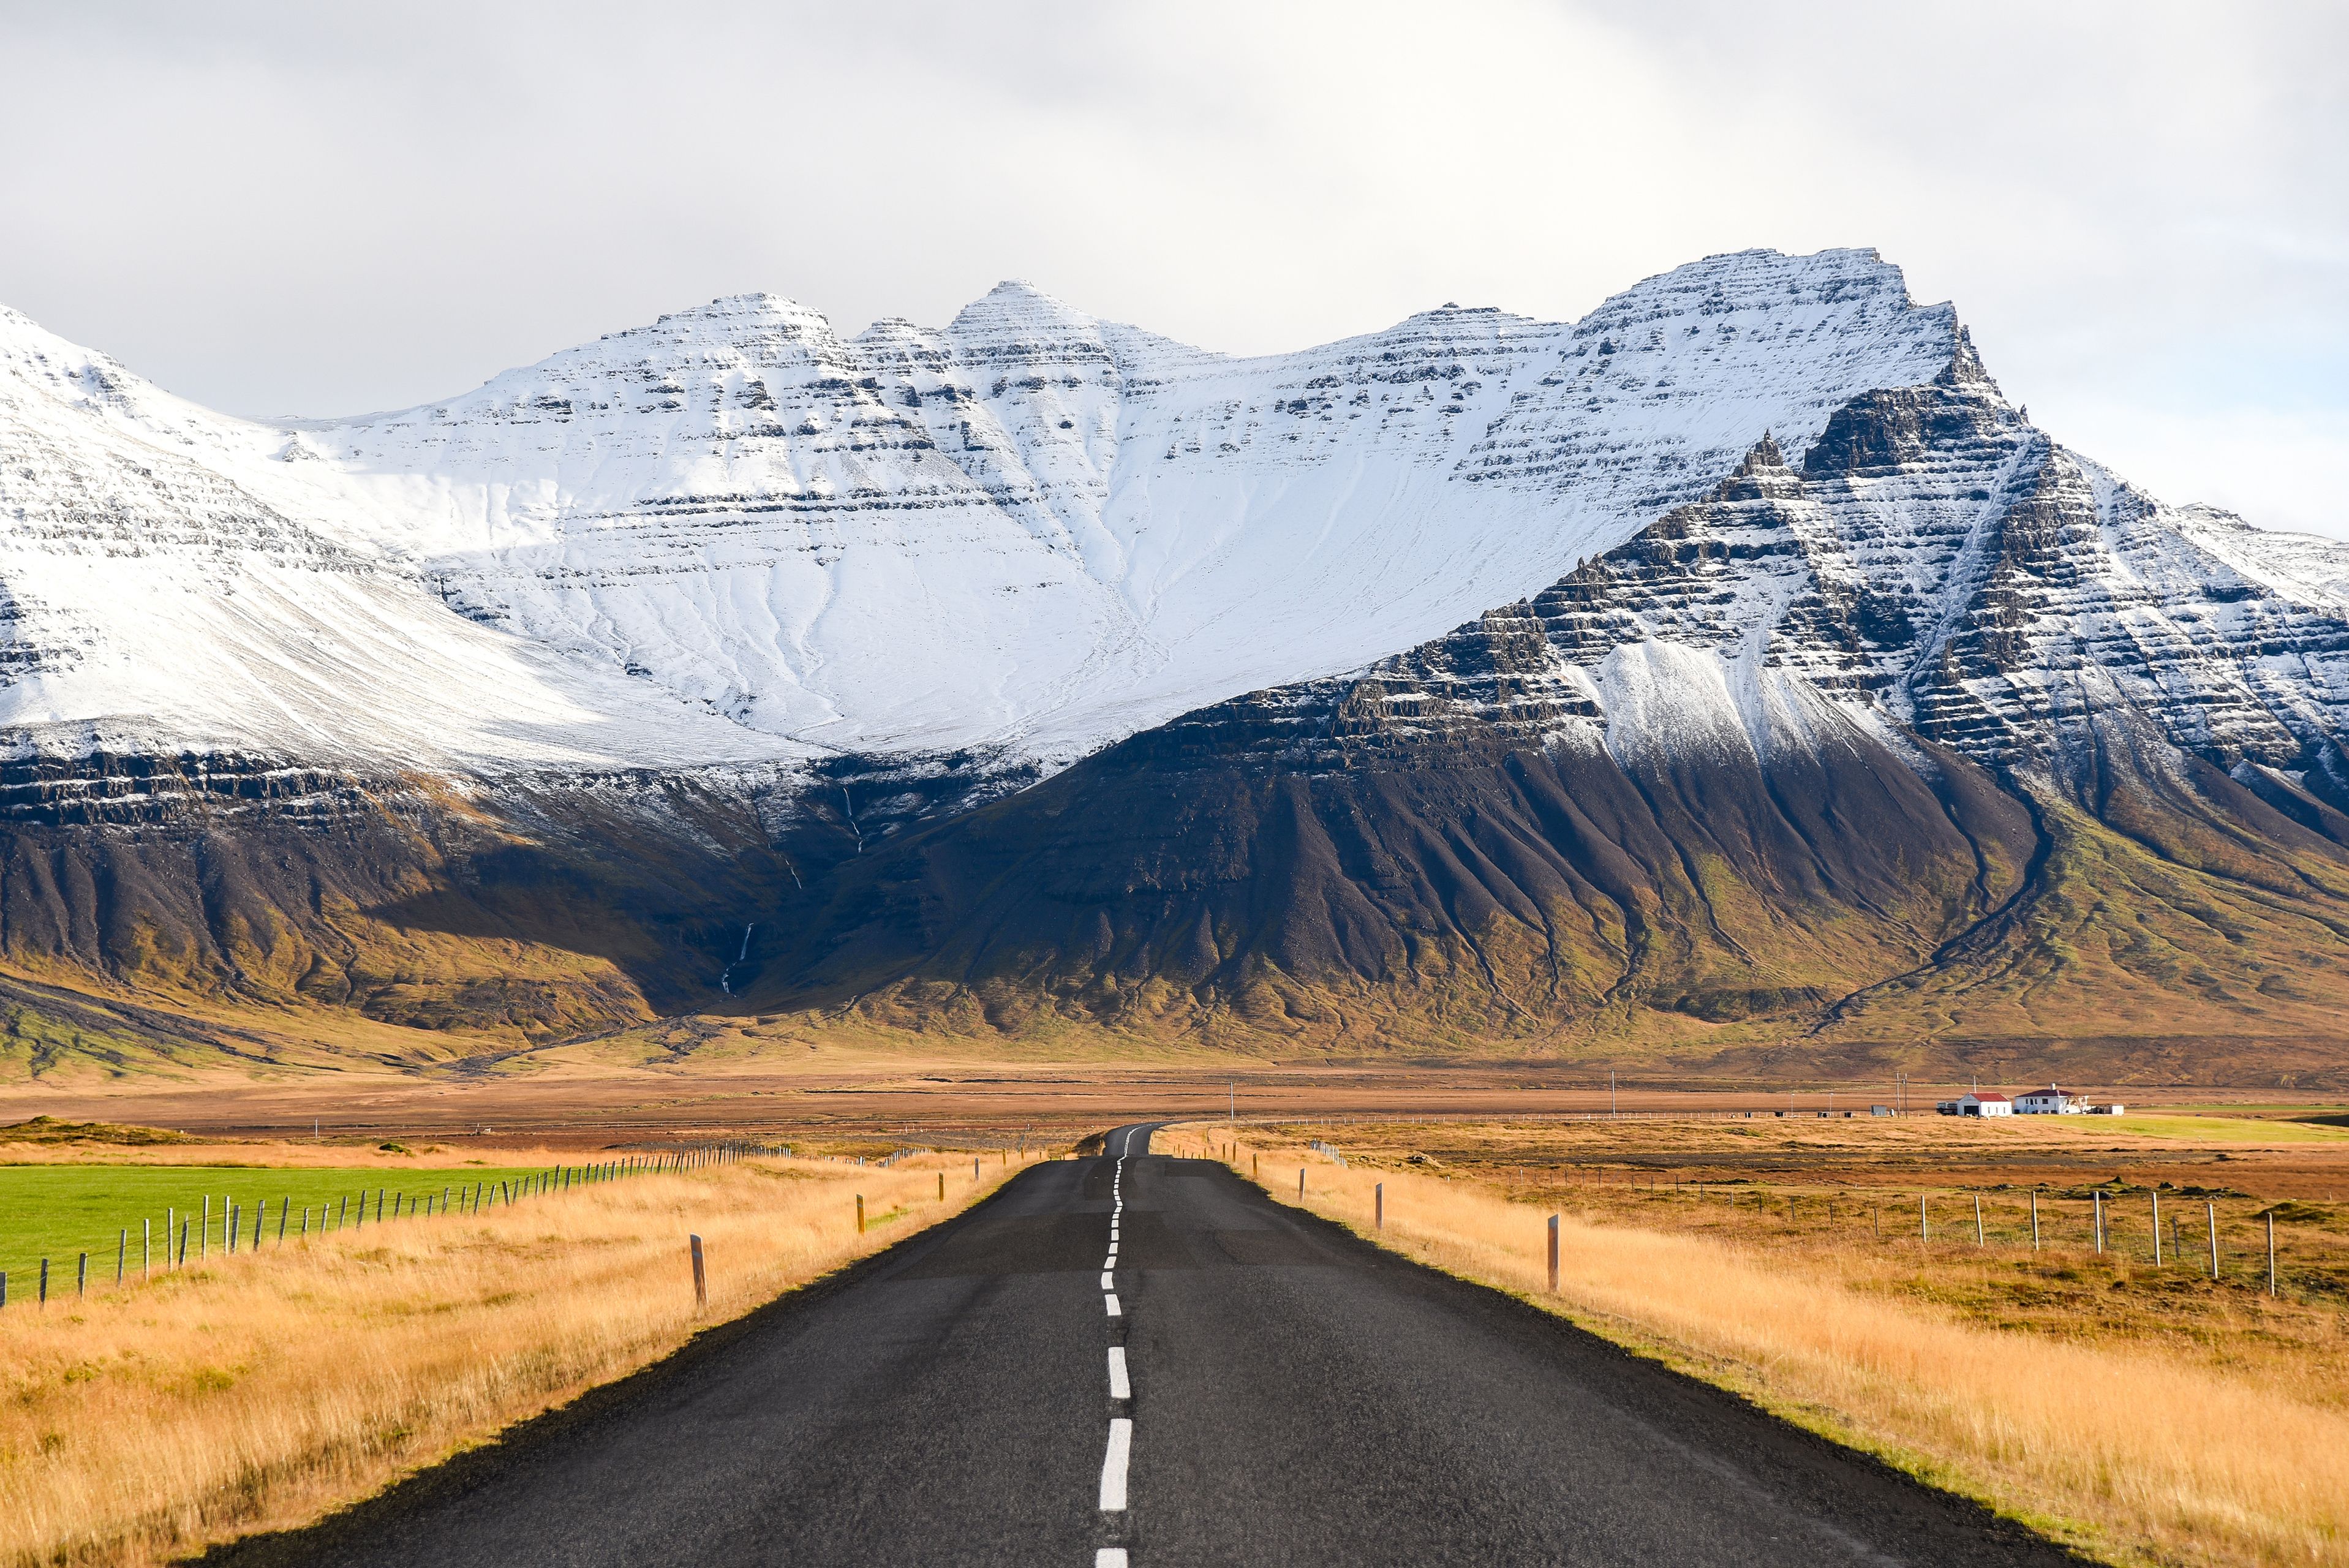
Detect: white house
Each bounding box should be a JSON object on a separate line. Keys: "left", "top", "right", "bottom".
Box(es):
{"left": 2013, "top": 1086, "right": 2084, "bottom": 1115}
{"left": 1957, "top": 1093, "right": 2013, "bottom": 1117}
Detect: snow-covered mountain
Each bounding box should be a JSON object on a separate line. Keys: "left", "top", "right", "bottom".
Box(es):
{"left": 7, "top": 244, "right": 2349, "bottom": 1065}
{"left": 3, "top": 247, "right": 2008, "bottom": 774}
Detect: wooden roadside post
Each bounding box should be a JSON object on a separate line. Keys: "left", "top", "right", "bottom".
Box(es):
{"left": 116, "top": 1230, "right": 125, "bottom": 1284}
{"left": 143, "top": 1219, "right": 151, "bottom": 1278}
{"left": 1298, "top": 1167, "right": 1306, "bottom": 1201}
{"left": 856, "top": 1194, "right": 865, "bottom": 1235}
{"left": 1547, "top": 1214, "right": 1560, "bottom": 1293}
{"left": 938, "top": 1172, "right": 946, "bottom": 1202}
{"left": 1920, "top": 1193, "right": 1929, "bottom": 1243}
{"left": 39, "top": 1257, "right": 48, "bottom": 1307}
{"left": 77, "top": 1253, "right": 86, "bottom": 1298}
{"left": 1374, "top": 1182, "right": 1384, "bottom": 1230}
{"left": 689, "top": 1234, "right": 707, "bottom": 1308}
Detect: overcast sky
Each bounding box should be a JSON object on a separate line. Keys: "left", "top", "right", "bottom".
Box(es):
{"left": 3, "top": 1, "right": 2342, "bottom": 535}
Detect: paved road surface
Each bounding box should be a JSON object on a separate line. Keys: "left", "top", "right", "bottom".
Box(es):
{"left": 218, "top": 1124, "right": 2079, "bottom": 1567}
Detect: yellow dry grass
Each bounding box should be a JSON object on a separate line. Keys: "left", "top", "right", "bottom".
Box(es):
{"left": 1164, "top": 1124, "right": 2349, "bottom": 1568}
{"left": 0, "top": 1148, "right": 1037, "bottom": 1566}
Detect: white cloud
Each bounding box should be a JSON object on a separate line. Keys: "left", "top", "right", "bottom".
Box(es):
{"left": 0, "top": 0, "right": 2339, "bottom": 532}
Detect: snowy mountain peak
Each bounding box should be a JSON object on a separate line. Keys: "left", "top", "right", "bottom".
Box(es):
{"left": 6, "top": 246, "right": 2320, "bottom": 786}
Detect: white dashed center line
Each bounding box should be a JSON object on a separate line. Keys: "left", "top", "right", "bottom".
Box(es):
{"left": 1099, "top": 1417, "right": 1133, "bottom": 1510}
{"left": 1099, "top": 1137, "right": 1139, "bottom": 1559}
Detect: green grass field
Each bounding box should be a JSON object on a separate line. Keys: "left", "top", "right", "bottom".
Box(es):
{"left": 0, "top": 1163, "right": 567, "bottom": 1303}
{"left": 2037, "top": 1114, "right": 2349, "bottom": 1144}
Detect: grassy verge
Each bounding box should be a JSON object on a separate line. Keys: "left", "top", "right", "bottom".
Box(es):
{"left": 0, "top": 1146, "right": 1041, "bottom": 1566}
{"left": 1169, "top": 1122, "right": 2349, "bottom": 1568}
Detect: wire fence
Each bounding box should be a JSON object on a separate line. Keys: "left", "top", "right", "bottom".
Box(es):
{"left": 0, "top": 1141, "right": 788, "bottom": 1312}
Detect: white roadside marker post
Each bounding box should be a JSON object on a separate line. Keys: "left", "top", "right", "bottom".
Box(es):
{"left": 1974, "top": 1195, "right": 1985, "bottom": 1246}
{"left": 2152, "top": 1190, "right": 2163, "bottom": 1266}
{"left": 2030, "top": 1191, "right": 2040, "bottom": 1251}
{"left": 2208, "top": 1202, "right": 2219, "bottom": 1280}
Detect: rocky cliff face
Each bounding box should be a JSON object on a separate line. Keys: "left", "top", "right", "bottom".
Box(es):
{"left": 745, "top": 374, "right": 2349, "bottom": 1070}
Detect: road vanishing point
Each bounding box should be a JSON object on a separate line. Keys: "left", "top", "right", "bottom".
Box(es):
{"left": 219, "top": 1125, "right": 2079, "bottom": 1567}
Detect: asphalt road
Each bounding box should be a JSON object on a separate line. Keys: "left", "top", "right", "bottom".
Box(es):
{"left": 219, "top": 1124, "right": 2081, "bottom": 1567}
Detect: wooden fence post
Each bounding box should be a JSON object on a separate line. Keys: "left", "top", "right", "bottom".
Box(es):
{"left": 1547, "top": 1214, "right": 1560, "bottom": 1292}
{"left": 689, "top": 1234, "right": 707, "bottom": 1308}
{"left": 1374, "top": 1182, "right": 1384, "bottom": 1230}
{"left": 938, "top": 1172, "right": 945, "bottom": 1202}
{"left": 1298, "top": 1168, "right": 1306, "bottom": 1200}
